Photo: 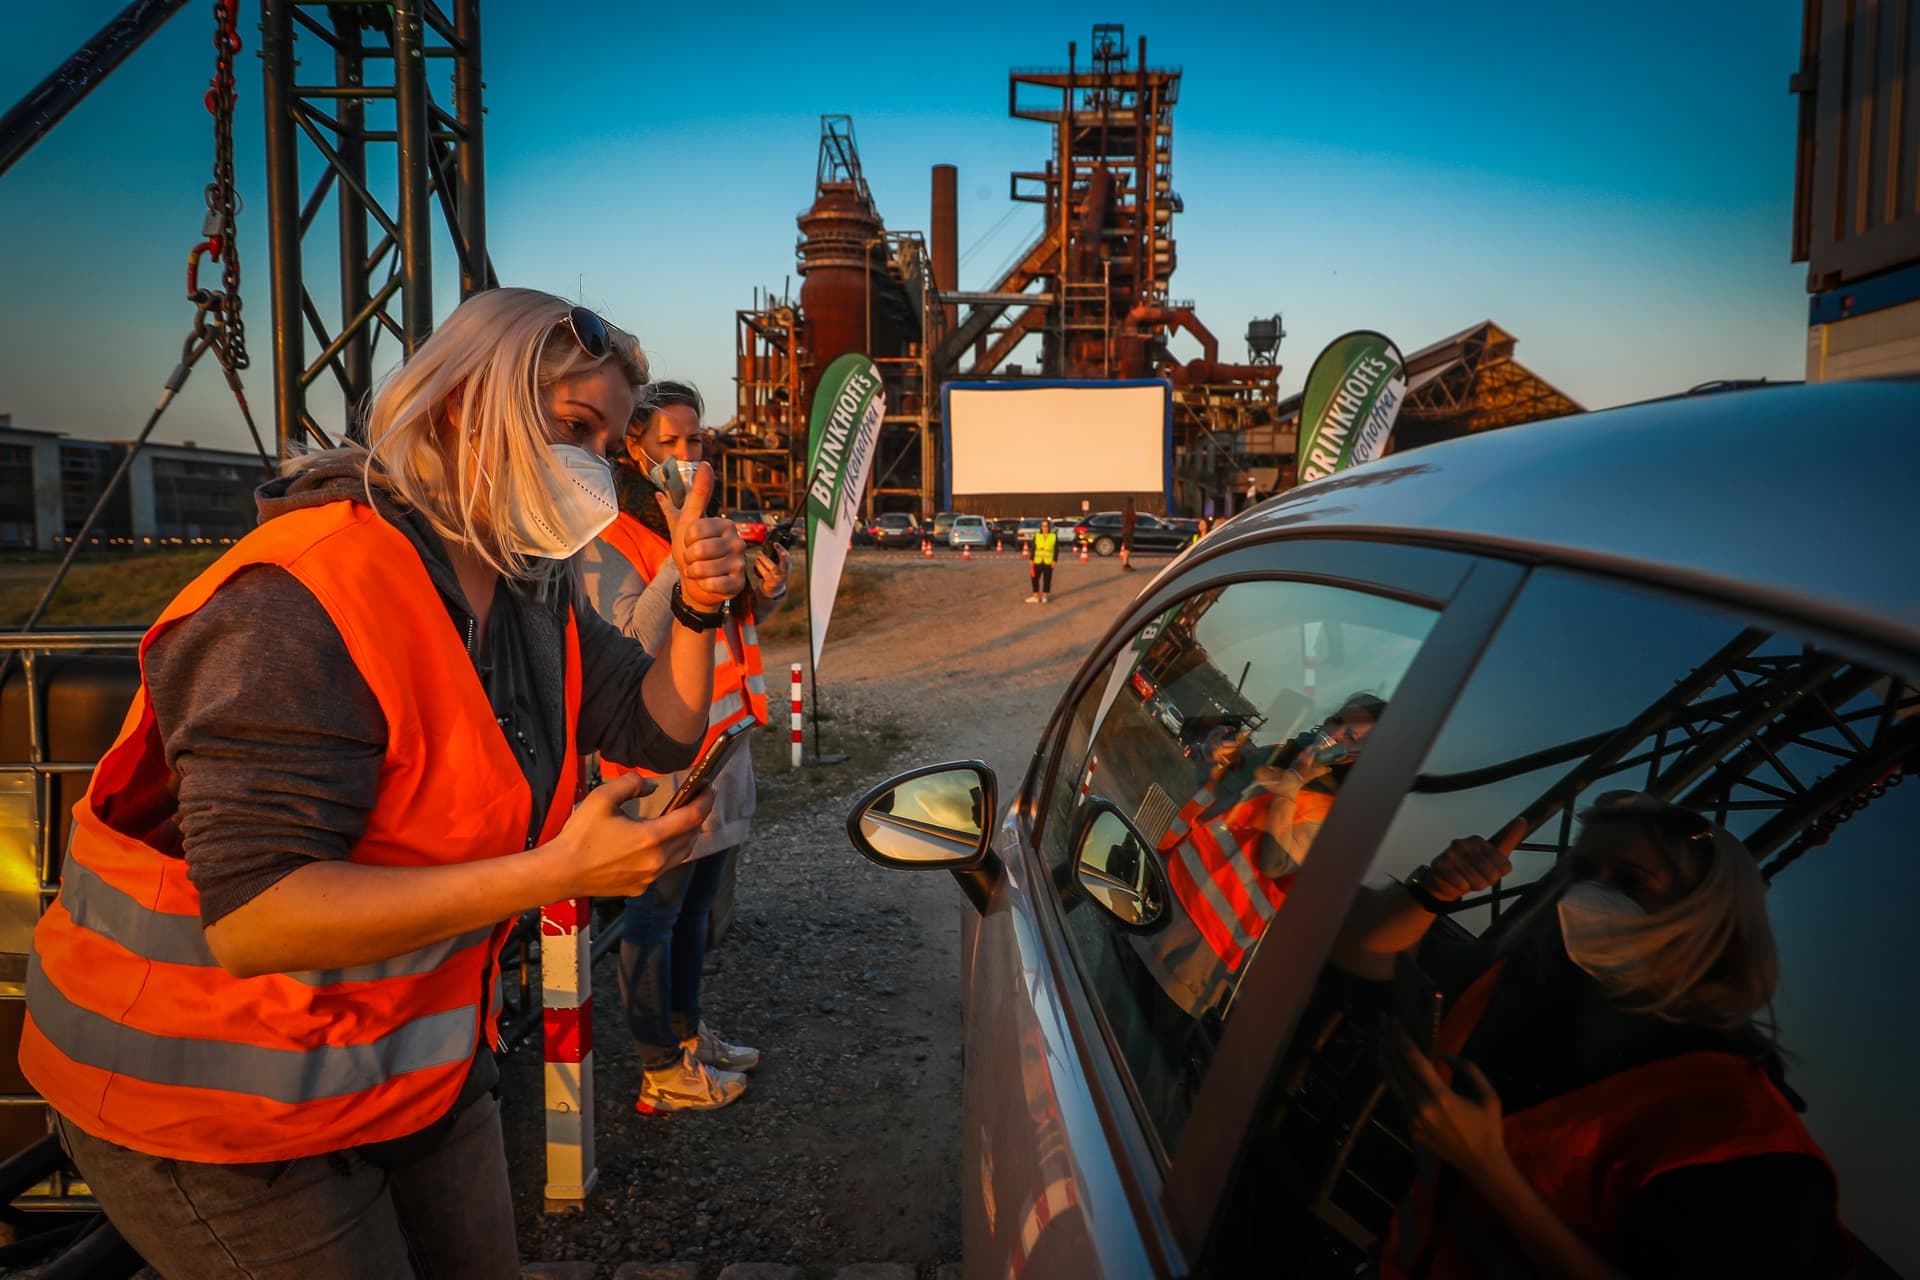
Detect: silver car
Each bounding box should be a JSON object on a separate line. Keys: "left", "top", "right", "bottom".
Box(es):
{"left": 949, "top": 514, "right": 992, "bottom": 550}
{"left": 848, "top": 382, "right": 1919, "bottom": 1278}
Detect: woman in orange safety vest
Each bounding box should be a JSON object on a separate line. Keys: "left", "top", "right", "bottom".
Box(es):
{"left": 1337, "top": 792, "right": 1848, "bottom": 1279}
{"left": 1159, "top": 696, "right": 1383, "bottom": 973}
{"left": 586, "top": 379, "right": 784, "bottom": 1114}
{"left": 20, "top": 288, "right": 748, "bottom": 1278}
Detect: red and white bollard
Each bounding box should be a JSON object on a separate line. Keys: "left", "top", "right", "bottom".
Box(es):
{"left": 541, "top": 896, "right": 596, "bottom": 1209}
{"left": 790, "top": 663, "right": 804, "bottom": 768}
{"left": 1080, "top": 755, "right": 1097, "bottom": 799}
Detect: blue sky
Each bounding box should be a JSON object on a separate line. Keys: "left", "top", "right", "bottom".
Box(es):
{"left": 1, "top": 2, "right": 1808, "bottom": 453}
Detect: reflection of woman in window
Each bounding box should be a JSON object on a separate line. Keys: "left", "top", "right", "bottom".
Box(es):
{"left": 1153, "top": 695, "right": 1383, "bottom": 978}
{"left": 1342, "top": 793, "right": 1847, "bottom": 1280}
{"left": 1242, "top": 693, "right": 1383, "bottom": 875}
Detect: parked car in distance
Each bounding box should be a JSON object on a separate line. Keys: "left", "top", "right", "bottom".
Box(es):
{"left": 1073, "top": 510, "right": 1189, "bottom": 556}
{"left": 868, "top": 512, "right": 923, "bottom": 548}
{"left": 843, "top": 381, "right": 1919, "bottom": 1278}
{"left": 949, "top": 514, "right": 992, "bottom": 550}
{"left": 931, "top": 511, "right": 959, "bottom": 546}
{"left": 724, "top": 510, "right": 770, "bottom": 545}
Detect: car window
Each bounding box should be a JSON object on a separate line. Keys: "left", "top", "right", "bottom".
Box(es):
{"left": 1212, "top": 567, "right": 1919, "bottom": 1276}
{"left": 1036, "top": 578, "right": 1439, "bottom": 1159}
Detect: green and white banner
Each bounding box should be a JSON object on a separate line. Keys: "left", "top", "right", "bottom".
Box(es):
{"left": 805, "top": 352, "right": 886, "bottom": 670}
{"left": 1296, "top": 331, "right": 1407, "bottom": 484}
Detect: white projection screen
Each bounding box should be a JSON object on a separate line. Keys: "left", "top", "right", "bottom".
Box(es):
{"left": 942, "top": 380, "right": 1171, "bottom": 517}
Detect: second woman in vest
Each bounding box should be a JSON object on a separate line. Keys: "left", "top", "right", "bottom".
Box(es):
{"left": 590, "top": 379, "right": 790, "bottom": 1112}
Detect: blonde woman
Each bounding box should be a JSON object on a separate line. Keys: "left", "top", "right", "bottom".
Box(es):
{"left": 1340, "top": 793, "right": 1847, "bottom": 1279}
{"left": 20, "top": 287, "right": 746, "bottom": 1278}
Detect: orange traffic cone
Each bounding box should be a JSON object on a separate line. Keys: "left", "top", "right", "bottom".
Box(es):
{"left": 921, "top": 539, "right": 931, "bottom": 557}
{"left": 962, "top": 542, "right": 972, "bottom": 561}
{"left": 1078, "top": 542, "right": 1089, "bottom": 562}
{"left": 994, "top": 538, "right": 1003, "bottom": 554}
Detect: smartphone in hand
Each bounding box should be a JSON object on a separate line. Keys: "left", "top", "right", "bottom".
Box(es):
{"left": 662, "top": 720, "right": 757, "bottom": 813}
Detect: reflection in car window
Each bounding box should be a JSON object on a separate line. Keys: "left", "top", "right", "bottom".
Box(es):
{"left": 1216, "top": 568, "right": 1916, "bottom": 1276}
{"left": 1038, "top": 579, "right": 1437, "bottom": 1157}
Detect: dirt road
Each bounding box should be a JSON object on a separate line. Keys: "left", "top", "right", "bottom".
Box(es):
{"left": 507, "top": 548, "right": 1172, "bottom": 1277}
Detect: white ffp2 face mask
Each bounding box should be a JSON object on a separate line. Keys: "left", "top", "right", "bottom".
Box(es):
{"left": 499, "top": 444, "right": 619, "bottom": 560}
{"left": 1556, "top": 879, "right": 1649, "bottom": 981}
{"left": 639, "top": 448, "right": 701, "bottom": 506}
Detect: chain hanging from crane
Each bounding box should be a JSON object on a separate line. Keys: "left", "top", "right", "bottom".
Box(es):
{"left": 1762, "top": 761, "right": 1911, "bottom": 883}
{"left": 189, "top": 0, "right": 246, "bottom": 371}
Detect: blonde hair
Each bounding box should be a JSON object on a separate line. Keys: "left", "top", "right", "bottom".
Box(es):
{"left": 1507, "top": 812, "right": 1779, "bottom": 1036}
{"left": 290, "top": 287, "right": 648, "bottom": 581}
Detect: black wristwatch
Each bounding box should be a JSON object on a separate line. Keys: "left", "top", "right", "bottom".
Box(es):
{"left": 670, "top": 582, "right": 729, "bottom": 633}
{"left": 1402, "top": 863, "right": 1455, "bottom": 915}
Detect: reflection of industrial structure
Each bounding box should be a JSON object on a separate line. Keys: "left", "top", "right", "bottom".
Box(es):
{"left": 719, "top": 26, "right": 1285, "bottom": 518}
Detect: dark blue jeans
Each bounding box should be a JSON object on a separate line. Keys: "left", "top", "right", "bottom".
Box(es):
{"left": 53, "top": 1090, "right": 516, "bottom": 1279}
{"left": 619, "top": 848, "right": 734, "bottom": 1069}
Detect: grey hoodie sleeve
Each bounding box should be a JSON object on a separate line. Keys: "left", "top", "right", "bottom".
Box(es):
{"left": 572, "top": 590, "right": 702, "bottom": 772}
{"left": 143, "top": 565, "right": 388, "bottom": 926}
{"left": 614, "top": 555, "right": 677, "bottom": 652}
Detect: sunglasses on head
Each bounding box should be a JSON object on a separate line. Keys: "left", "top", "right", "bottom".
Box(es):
{"left": 1591, "top": 790, "right": 1716, "bottom": 848}
{"left": 560, "top": 306, "right": 611, "bottom": 361}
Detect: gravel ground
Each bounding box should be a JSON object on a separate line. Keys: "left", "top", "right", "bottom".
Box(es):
{"left": 506, "top": 547, "right": 1172, "bottom": 1279}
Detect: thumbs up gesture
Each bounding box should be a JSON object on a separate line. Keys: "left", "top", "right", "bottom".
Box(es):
{"left": 656, "top": 462, "right": 746, "bottom": 611}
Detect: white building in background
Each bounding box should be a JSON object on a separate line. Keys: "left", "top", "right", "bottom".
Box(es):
{"left": 0, "top": 415, "right": 270, "bottom": 551}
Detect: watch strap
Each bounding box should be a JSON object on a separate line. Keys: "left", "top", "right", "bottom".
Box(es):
{"left": 1403, "top": 864, "right": 1456, "bottom": 915}
{"left": 670, "top": 582, "right": 729, "bottom": 632}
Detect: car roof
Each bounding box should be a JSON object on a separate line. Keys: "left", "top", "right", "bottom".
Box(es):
{"left": 1213, "top": 380, "right": 1920, "bottom": 653}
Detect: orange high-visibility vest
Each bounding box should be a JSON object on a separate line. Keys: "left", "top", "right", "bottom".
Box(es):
{"left": 1381, "top": 960, "right": 1840, "bottom": 1278}
{"left": 20, "top": 500, "right": 582, "bottom": 1163}
{"left": 1157, "top": 783, "right": 1330, "bottom": 970}
{"left": 596, "top": 512, "right": 769, "bottom": 778}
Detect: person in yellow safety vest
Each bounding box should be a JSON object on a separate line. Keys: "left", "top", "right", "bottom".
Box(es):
{"left": 1026, "top": 518, "right": 1058, "bottom": 604}
{"left": 1157, "top": 695, "right": 1384, "bottom": 971}
{"left": 585, "top": 379, "right": 787, "bottom": 1114}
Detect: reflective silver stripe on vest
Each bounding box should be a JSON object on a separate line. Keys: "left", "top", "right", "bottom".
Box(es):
{"left": 27, "top": 952, "right": 476, "bottom": 1104}
{"left": 1173, "top": 836, "right": 1258, "bottom": 959}
{"left": 740, "top": 623, "right": 760, "bottom": 647}
{"left": 58, "top": 859, "right": 491, "bottom": 986}
{"left": 1206, "top": 818, "right": 1276, "bottom": 923}
{"left": 745, "top": 671, "right": 767, "bottom": 697}
{"left": 710, "top": 690, "right": 746, "bottom": 724}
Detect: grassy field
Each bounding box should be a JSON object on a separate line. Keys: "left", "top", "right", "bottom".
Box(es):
{"left": 751, "top": 553, "right": 892, "bottom": 645}
{"left": 0, "top": 550, "right": 225, "bottom": 627}
{"left": 0, "top": 545, "right": 894, "bottom": 635}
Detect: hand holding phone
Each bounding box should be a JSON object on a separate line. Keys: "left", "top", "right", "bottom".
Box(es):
{"left": 662, "top": 720, "right": 757, "bottom": 813}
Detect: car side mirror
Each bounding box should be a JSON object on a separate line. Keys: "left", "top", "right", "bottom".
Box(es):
{"left": 846, "top": 762, "right": 997, "bottom": 871}
{"left": 1072, "top": 799, "right": 1168, "bottom": 931}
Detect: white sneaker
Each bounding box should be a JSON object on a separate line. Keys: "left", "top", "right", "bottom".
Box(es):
{"left": 1025, "top": 594, "right": 1040, "bottom": 603}
{"left": 635, "top": 1046, "right": 747, "bottom": 1114}
{"left": 687, "top": 1020, "right": 762, "bottom": 1073}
